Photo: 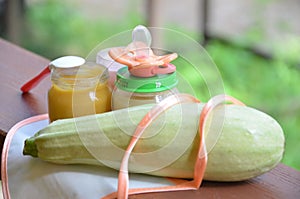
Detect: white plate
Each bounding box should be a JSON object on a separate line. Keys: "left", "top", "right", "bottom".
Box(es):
{"left": 1, "top": 114, "right": 174, "bottom": 199}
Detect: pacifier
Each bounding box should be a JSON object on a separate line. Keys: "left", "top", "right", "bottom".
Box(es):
{"left": 109, "top": 25, "right": 178, "bottom": 77}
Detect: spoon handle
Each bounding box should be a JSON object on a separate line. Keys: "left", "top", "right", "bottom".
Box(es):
{"left": 20, "top": 66, "right": 50, "bottom": 93}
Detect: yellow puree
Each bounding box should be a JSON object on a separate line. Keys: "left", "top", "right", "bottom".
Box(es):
{"left": 48, "top": 78, "right": 111, "bottom": 122}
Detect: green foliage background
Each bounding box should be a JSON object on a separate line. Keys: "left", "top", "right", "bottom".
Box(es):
{"left": 12, "top": 0, "right": 300, "bottom": 170}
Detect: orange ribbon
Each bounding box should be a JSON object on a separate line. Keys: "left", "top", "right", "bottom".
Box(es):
{"left": 102, "top": 94, "right": 245, "bottom": 199}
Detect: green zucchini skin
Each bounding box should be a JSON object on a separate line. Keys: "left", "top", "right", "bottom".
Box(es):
{"left": 23, "top": 103, "right": 285, "bottom": 182}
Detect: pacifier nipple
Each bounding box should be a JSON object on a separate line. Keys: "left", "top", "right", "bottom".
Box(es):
{"left": 132, "top": 25, "right": 152, "bottom": 59}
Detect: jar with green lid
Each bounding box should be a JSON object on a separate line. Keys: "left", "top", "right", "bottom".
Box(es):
{"left": 112, "top": 67, "right": 178, "bottom": 110}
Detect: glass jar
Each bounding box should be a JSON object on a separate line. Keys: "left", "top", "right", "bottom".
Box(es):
{"left": 96, "top": 48, "right": 125, "bottom": 89}
{"left": 48, "top": 61, "right": 111, "bottom": 122}
{"left": 112, "top": 67, "right": 178, "bottom": 110}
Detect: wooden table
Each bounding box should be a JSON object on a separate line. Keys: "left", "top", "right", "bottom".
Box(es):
{"left": 0, "top": 38, "right": 50, "bottom": 156}
{"left": 0, "top": 38, "right": 300, "bottom": 198}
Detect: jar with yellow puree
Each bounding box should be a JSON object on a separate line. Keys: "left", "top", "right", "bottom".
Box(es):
{"left": 48, "top": 57, "right": 111, "bottom": 122}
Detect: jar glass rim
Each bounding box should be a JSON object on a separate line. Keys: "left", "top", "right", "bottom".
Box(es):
{"left": 51, "top": 62, "right": 109, "bottom": 87}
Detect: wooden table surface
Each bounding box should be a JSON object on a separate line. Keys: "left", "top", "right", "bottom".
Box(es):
{"left": 0, "top": 38, "right": 300, "bottom": 198}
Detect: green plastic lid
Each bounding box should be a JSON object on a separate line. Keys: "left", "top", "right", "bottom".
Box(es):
{"left": 115, "top": 67, "right": 178, "bottom": 93}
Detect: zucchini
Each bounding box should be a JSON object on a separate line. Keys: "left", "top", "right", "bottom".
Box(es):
{"left": 23, "top": 103, "right": 285, "bottom": 182}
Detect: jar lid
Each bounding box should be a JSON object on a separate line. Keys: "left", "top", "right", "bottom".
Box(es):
{"left": 115, "top": 67, "right": 178, "bottom": 93}
{"left": 50, "top": 56, "right": 85, "bottom": 69}
{"left": 97, "top": 48, "right": 125, "bottom": 72}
